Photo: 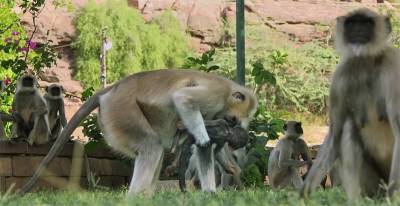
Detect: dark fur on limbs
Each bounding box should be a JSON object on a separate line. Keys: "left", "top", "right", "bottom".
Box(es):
{"left": 178, "top": 117, "right": 248, "bottom": 192}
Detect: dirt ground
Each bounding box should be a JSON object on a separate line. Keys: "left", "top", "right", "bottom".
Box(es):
{"left": 266, "top": 125, "right": 328, "bottom": 147}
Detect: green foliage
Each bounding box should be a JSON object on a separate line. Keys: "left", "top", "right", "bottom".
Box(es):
{"left": 0, "top": 2, "right": 58, "bottom": 75}
{"left": 74, "top": 0, "right": 190, "bottom": 89}
{"left": 240, "top": 164, "right": 264, "bottom": 188}
{"left": 388, "top": 10, "right": 400, "bottom": 48}
{"left": 77, "top": 87, "right": 105, "bottom": 152}
{"left": 183, "top": 49, "right": 220, "bottom": 72}
{"left": 251, "top": 61, "right": 276, "bottom": 86}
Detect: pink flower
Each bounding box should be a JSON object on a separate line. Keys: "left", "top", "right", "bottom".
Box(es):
{"left": 11, "top": 31, "right": 19, "bottom": 36}
{"left": 28, "top": 41, "right": 37, "bottom": 50}
{"left": 4, "top": 78, "right": 11, "bottom": 86}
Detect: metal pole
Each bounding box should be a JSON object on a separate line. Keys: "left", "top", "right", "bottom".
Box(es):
{"left": 236, "top": 0, "right": 245, "bottom": 86}
{"left": 100, "top": 29, "right": 107, "bottom": 89}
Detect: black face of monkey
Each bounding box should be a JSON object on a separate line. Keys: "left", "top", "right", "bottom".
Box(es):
{"left": 50, "top": 86, "right": 61, "bottom": 96}
{"left": 22, "top": 76, "right": 34, "bottom": 87}
{"left": 344, "top": 14, "right": 375, "bottom": 44}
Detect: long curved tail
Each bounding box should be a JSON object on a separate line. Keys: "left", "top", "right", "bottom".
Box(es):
{"left": 18, "top": 88, "right": 110, "bottom": 195}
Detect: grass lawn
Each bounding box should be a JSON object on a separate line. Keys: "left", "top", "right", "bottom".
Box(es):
{"left": 1, "top": 188, "right": 399, "bottom": 206}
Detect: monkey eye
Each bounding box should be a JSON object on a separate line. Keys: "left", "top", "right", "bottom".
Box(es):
{"left": 232, "top": 92, "right": 246, "bottom": 102}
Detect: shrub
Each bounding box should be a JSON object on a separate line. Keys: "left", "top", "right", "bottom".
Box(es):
{"left": 74, "top": 0, "right": 190, "bottom": 89}
{"left": 241, "top": 164, "right": 264, "bottom": 188}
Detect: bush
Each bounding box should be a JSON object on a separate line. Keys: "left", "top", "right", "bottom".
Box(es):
{"left": 241, "top": 164, "right": 264, "bottom": 188}
{"left": 74, "top": 0, "right": 190, "bottom": 89}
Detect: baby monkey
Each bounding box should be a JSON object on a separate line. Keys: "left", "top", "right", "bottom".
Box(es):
{"left": 177, "top": 117, "right": 248, "bottom": 192}
{"left": 268, "top": 121, "right": 312, "bottom": 189}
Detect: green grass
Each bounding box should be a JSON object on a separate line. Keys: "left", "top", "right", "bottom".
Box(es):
{"left": 2, "top": 188, "right": 399, "bottom": 206}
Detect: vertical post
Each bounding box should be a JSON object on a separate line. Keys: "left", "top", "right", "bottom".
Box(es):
{"left": 236, "top": 0, "right": 245, "bottom": 86}
{"left": 100, "top": 29, "right": 107, "bottom": 89}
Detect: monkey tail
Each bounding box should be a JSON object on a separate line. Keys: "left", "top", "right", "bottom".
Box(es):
{"left": 18, "top": 88, "right": 110, "bottom": 195}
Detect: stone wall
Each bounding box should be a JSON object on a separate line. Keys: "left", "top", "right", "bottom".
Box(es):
{"left": 0, "top": 142, "right": 132, "bottom": 192}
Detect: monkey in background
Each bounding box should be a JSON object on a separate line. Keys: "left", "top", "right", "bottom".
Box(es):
{"left": 44, "top": 84, "right": 67, "bottom": 140}
{"left": 11, "top": 75, "right": 51, "bottom": 145}
{"left": 268, "top": 121, "right": 312, "bottom": 190}
{"left": 19, "top": 69, "right": 257, "bottom": 195}
{"left": 301, "top": 8, "right": 400, "bottom": 200}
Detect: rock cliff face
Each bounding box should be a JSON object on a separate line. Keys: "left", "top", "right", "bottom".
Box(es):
{"left": 18, "top": 0, "right": 387, "bottom": 142}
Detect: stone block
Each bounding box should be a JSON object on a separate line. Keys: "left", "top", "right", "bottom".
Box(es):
{"left": 12, "top": 156, "right": 74, "bottom": 177}
{"left": 0, "top": 157, "right": 12, "bottom": 176}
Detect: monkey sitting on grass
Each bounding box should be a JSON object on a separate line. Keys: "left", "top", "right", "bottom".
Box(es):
{"left": 268, "top": 121, "right": 312, "bottom": 190}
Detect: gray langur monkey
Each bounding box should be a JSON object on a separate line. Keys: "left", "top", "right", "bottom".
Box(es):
{"left": 19, "top": 69, "right": 257, "bottom": 195}
{"left": 11, "top": 75, "right": 51, "bottom": 145}
{"left": 177, "top": 117, "right": 248, "bottom": 191}
{"left": 184, "top": 144, "right": 243, "bottom": 190}
{"left": 268, "top": 121, "right": 312, "bottom": 190}
{"left": 301, "top": 8, "right": 400, "bottom": 200}
{"left": 44, "top": 84, "right": 67, "bottom": 140}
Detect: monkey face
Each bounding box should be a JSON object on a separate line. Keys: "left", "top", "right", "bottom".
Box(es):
{"left": 225, "top": 90, "right": 257, "bottom": 129}
{"left": 283, "top": 121, "right": 303, "bottom": 138}
{"left": 335, "top": 8, "right": 392, "bottom": 57}
{"left": 46, "top": 84, "right": 63, "bottom": 97}
{"left": 22, "top": 76, "right": 34, "bottom": 87}
{"left": 50, "top": 86, "right": 61, "bottom": 96}
{"left": 344, "top": 14, "right": 375, "bottom": 44}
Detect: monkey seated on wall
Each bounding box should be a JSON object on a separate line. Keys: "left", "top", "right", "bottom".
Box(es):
{"left": 44, "top": 84, "right": 67, "bottom": 141}
{"left": 174, "top": 117, "right": 248, "bottom": 192}
{"left": 268, "top": 121, "right": 312, "bottom": 190}
{"left": 11, "top": 75, "right": 51, "bottom": 145}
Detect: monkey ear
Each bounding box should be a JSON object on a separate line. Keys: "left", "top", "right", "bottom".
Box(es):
{"left": 232, "top": 92, "right": 246, "bottom": 102}
{"left": 385, "top": 16, "right": 392, "bottom": 34}
{"left": 283, "top": 123, "right": 287, "bottom": 131}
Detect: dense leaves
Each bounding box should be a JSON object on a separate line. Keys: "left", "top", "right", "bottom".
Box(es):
{"left": 183, "top": 49, "right": 220, "bottom": 72}
{"left": 74, "top": 0, "right": 190, "bottom": 89}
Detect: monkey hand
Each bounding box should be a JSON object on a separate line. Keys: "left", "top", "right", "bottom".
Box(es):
{"left": 195, "top": 135, "right": 211, "bottom": 147}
